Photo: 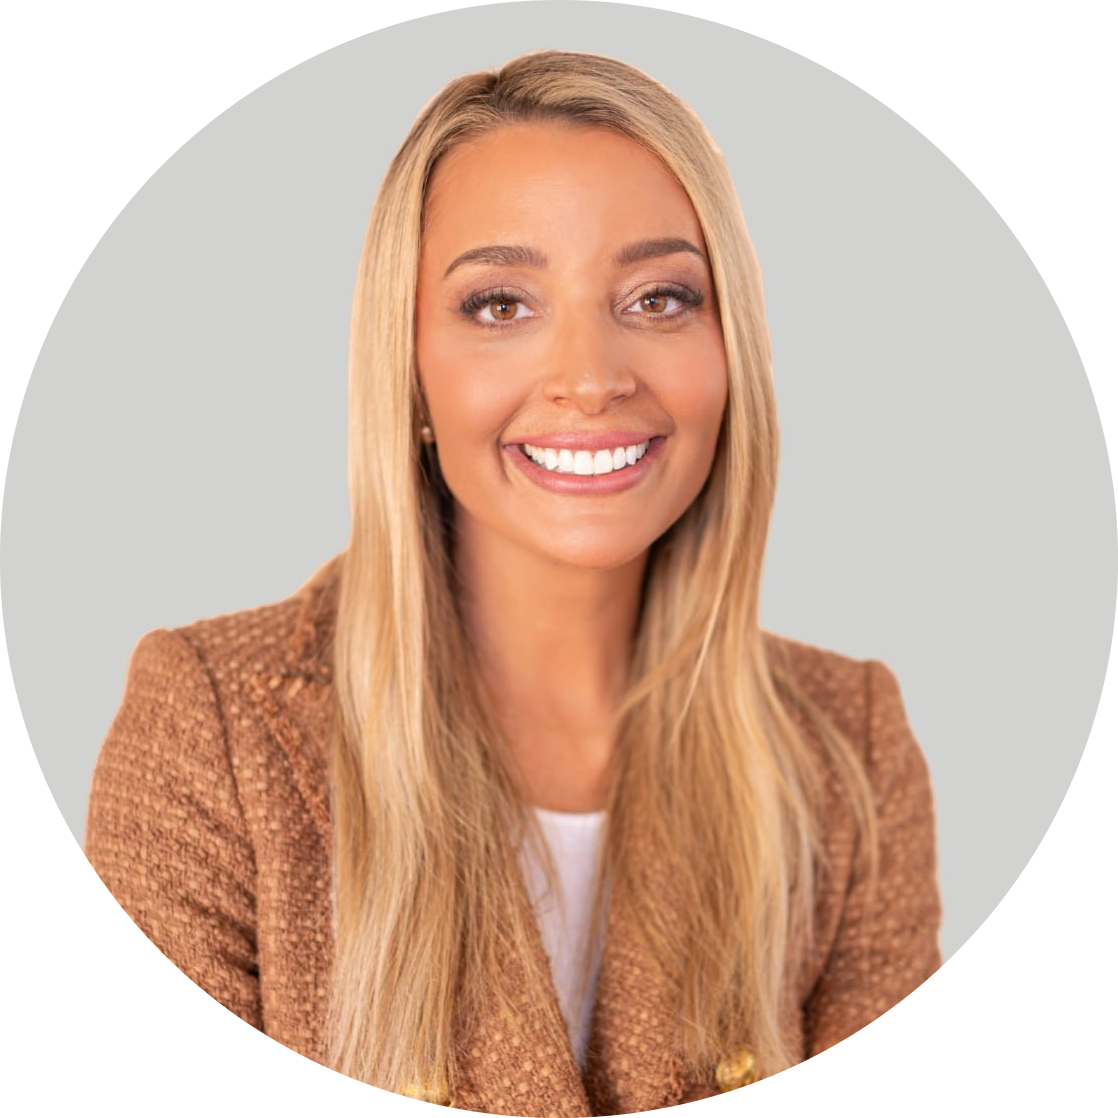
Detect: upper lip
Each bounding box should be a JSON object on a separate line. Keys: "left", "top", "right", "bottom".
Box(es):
{"left": 506, "top": 430, "right": 663, "bottom": 452}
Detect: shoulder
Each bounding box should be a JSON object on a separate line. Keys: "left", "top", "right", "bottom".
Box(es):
{"left": 762, "top": 630, "right": 868, "bottom": 699}
{"left": 151, "top": 554, "right": 342, "bottom": 688}
{"left": 102, "top": 555, "right": 342, "bottom": 784}
{"left": 762, "top": 631, "right": 874, "bottom": 743}
{"left": 92, "top": 556, "right": 344, "bottom": 847}
{"left": 762, "top": 631, "right": 923, "bottom": 787}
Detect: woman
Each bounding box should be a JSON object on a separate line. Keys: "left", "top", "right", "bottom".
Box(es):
{"left": 86, "top": 50, "right": 941, "bottom": 1115}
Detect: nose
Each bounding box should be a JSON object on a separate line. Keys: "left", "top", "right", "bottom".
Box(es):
{"left": 541, "top": 314, "right": 637, "bottom": 414}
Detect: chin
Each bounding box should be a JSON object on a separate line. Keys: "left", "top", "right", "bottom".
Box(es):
{"left": 527, "top": 530, "right": 655, "bottom": 573}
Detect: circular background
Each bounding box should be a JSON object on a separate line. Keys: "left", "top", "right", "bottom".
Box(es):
{"left": 2, "top": 1, "right": 1114, "bottom": 963}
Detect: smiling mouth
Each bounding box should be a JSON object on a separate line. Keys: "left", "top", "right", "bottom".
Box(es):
{"left": 520, "top": 440, "right": 650, "bottom": 476}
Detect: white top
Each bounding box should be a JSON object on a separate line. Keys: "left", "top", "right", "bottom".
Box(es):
{"left": 519, "top": 807, "right": 608, "bottom": 1069}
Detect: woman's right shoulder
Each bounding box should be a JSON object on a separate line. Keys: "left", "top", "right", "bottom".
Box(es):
{"left": 83, "top": 562, "right": 345, "bottom": 1035}
{"left": 92, "top": 553, "right": 343, "bottom": 808}
{"left": 88, "top": 555, "right": 344, "bottom": 855}
{"left": 149, "top": 552, "right": 343, "bottom": 688}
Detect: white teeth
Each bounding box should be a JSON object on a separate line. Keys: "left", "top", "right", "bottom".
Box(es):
{"left": 521, "top": 440, "right": 651, "bottom": 476}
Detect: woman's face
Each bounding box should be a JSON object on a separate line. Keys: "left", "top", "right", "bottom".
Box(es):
{"left": 415, "top": 122, "right": 728, "bottom": 572}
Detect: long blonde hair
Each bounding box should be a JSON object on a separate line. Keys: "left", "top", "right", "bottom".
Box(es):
{"left": 331, "top": 50, "right": 875, "bottom": 1095}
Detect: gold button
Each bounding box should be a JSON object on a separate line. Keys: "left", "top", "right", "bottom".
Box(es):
{"left": 715, "top": 1044, "right": 757, "bottom": 1092}
{"left": 400, "top": 1083, "right": 454, "bottom": 1107}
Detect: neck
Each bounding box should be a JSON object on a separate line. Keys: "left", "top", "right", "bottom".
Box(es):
{"left": 455, "top": 524, "right": 647, "bottom": 811}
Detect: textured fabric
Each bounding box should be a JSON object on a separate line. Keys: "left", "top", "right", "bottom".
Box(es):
{"left": 85, "top": 554, "right": 942, "bottom": 1115}
{"left": 521, "top": 808, "right": 608, "bottom": 1069}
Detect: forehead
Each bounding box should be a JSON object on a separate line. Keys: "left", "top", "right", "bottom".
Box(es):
{"left": 421, "top": 122, "right": 705, "bottom": 257}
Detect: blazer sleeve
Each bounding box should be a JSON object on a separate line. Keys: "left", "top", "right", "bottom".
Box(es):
{"left": 802, "top": 659, "right": 943, "bottom": 1054}
{"left": 85, "top": 627, "right": 262, "bottom": 1029}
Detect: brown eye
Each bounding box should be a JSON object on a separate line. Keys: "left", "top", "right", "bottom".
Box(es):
{"left": 461, "top": 291, "right": 534, "bottom": 324}
{"left": 621, "top": 286, "right": 700, "bottom": 318}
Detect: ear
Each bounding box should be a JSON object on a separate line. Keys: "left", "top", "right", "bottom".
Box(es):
{"left": 414, "top": 380, "right": 436, "bottom": 444}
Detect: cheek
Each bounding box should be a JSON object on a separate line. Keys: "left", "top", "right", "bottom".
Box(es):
{"left": 417, "top": 335, "right": 519, "bottom": 448}
{"left": 416, "top": 345, "right": 530, "bottom": 514}
{"left": 415, "top": 280, "right": 527, "bottom": 514}
{"left": 659, "top": 340, "right": 729, "bottom": 511}
{"left": 662, "top": 336, "right": 730, "bottom": 448}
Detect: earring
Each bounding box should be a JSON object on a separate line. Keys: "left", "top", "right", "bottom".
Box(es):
{"left": 419, "top": 423, "right": 435, "bottom": 445}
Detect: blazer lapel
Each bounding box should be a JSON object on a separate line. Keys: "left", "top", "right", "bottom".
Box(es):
{"left": 245, "top": 564, "right": 697, "bottom": 1116}
{"left": 245, "top": 566, "right": 340, "bottom": 848}
{"left": 452, "top": 874, "right": 591, "bottom": 1117}
{"left": 583, "top": 840, "right": 691, "bottom": 1115}
{"left": 246, "top": 663, "right": 334, "bottom": 846}
{"left": 454, "top": 831, "right": 699, "bottom": 1117}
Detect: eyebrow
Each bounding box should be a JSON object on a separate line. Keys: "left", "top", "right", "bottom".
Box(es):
{"left": 613, "top": 237, "right": 707, "bottom": 266}
{"left": 444, "top": 244, "right": 547, "bottom": 277}
{"left": 442, "top": 236, "right": 707, "bottom": 279}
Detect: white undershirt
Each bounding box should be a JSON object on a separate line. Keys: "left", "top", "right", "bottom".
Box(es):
{"left": 519, "top": 807, "right": 607, "bottom": 1069}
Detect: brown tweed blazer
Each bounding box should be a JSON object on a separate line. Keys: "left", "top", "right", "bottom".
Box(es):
{"left": 85, "top": 556, "right": 942, "bottom": 1116}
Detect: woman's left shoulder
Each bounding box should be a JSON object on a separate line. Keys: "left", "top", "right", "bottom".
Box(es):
{"left": 762, "top": 631, "right": 926, "bottom": 781}
{"left": 762, "top": 630, "right": 869, "bottom": 716}
{"left": 770, "top": 632, "right": 943, "bottom": 1049}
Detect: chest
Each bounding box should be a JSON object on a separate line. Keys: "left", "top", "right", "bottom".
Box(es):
{"left": 232, "top": 674, "right": 829, "bottom": 1114}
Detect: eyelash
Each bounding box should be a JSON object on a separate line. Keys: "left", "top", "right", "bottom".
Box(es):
{"left": 458, "top": 283, "right": 704, "bottom": 326}
{"left": 621, "top": 284, "right": 704, "bottom": 317}
{"left": 459, "top": 288, "right": 529, "bottom": 324}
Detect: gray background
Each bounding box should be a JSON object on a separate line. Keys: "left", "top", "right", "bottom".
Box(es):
{"left": 2, "top": 1, "right": 1114, "bottom": 959}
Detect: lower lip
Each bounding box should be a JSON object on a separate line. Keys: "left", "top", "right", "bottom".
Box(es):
{"left": 504, "top": 438, "right": 666, "bottom": 495}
